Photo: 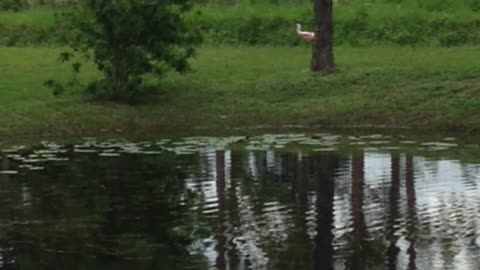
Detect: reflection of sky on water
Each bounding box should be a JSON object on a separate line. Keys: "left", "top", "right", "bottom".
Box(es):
{"left": 186, "top": 149, "right": 480, "bottom": 270}
{"left": 360, "top": 153, "right": 480, "bottom": 270}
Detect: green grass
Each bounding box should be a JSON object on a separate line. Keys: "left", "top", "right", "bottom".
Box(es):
{"left": 1, "top": 46, "right": 480, "bottom": 136}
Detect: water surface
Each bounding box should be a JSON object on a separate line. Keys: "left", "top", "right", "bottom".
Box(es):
{"left": 0, "top": 133, "right": 479, "bottom": 269}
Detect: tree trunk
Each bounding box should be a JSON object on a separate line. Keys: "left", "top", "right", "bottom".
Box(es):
{"left": 311, "top": 0, "right": 335, "bottom": 72}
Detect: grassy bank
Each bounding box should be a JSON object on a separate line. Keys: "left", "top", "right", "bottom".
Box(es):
{"left": 2, "top": 2, "right": 480, "bottom": 46}
{"left": 1, "top": 46, "right": 480, "bottom": 136}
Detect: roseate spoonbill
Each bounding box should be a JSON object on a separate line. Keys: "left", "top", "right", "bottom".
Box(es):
{"left": 296, "top": 23, "right": 315, "bottom": 43}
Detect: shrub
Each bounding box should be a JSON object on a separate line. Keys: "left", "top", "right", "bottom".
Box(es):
{"left": 48, "top": 0, "right": 201, "bottom": 104}
{"left": 0, "top": 0, "right": 22, "bottom": 11}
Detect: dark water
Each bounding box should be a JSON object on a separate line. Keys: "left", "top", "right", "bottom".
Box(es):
{"left": 0, "top": 133, "right": 479, "bottom": 270}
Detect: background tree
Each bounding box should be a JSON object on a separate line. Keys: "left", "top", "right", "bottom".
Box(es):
{"left": 0, "top": 0, "right": 22, "bottom": 10}
{"left": 52, "top": 0, "right": 200, "bottom": 103}
{"left": 311, "top": 0, "right": 335, "bottom": 72}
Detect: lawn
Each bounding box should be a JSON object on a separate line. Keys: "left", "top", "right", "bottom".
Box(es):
{"left": 1, "top": 46, "right": 480, "bottom": 137}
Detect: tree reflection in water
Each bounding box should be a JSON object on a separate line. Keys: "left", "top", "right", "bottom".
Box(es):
{"left": 6, "top": 150, "right": 202, "bottom": 270}
{"left": 0, "top": 140, "right": 479, "bottom": 270}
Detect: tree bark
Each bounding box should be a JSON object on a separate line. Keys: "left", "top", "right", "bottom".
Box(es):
{"left": 311, "top": 0, "right": 335, "bottom": 72}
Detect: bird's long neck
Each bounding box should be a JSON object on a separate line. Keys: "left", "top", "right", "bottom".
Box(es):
{"left": 296, "top": 24, "right": 302, "bottom": 34}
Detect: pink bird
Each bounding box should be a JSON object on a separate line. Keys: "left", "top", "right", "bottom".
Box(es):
{"left": 296, "top": 23, "right": 315, "bottom": 43}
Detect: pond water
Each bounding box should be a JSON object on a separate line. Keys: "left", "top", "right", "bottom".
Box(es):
{"left": 0, "top": 133, "right": 479, "bottom": 270}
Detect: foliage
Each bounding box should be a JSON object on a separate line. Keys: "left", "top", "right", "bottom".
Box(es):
{"left": 0, "top": 0, "right": 22, "bottom": 11}
{"left": 0, "top": 0, "right": 77, "bottom": 10}
{"left": 190, "top": 1, "right": 480, "bottom": 46}
{"left": 2, "top": 1, "right": 480, "bottom": 47}
{"left": 50, "top": 0, "right": 200, "bottom": 103}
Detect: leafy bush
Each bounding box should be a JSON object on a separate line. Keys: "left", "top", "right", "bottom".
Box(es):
{"left": 0, "top": 0, "right": 76, "bottom": 10}
{"left": 417, "top": 0, "right": 459, "bottom": 11}
{"left": 3, "top": 1, "right": 480, "bottom": 48}
{"left": 48, "top": 0, "right": 201, "bottom": 104}
{"left": 466, "top": 0, "right": 480, "bottom": 11}
{"left": 0, "top": 0, "right": 22, "bottom": 11}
